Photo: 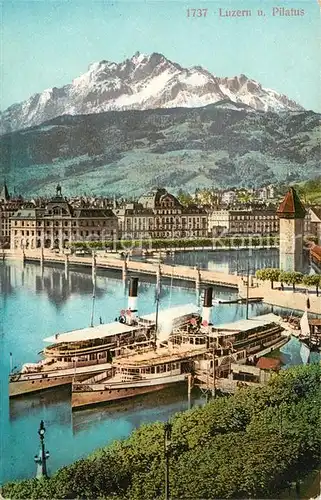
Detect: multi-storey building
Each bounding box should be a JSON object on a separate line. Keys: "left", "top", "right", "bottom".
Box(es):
{"left": 305, "top": 207, "right": 321, "bottom": 243}
{"left": 116, "top": 188, "right": 208, "bottom": 239}
{"left": 0, "top": 184, "right": 31, "bottom": 248}
{"left": 208, "top": 207, "right": 279, "bottom": 237}
{"left": 10, "top": 187, "right": 118, "bottom": 250}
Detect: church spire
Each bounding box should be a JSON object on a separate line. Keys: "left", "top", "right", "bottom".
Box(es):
{"left": 0, "top": 183, "right": 10, "bottom": 202}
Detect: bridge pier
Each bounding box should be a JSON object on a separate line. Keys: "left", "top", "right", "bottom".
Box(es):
{"left": 40, "top": 247, "right": 44, "bottom": 275}
{"left": 156, "top": 264, "right": 161, "bottom": 290}
{"left": 92, "top": 253, "right": 96, "bottom": 283}
{"left": 64, "top": 254, "right": 69, "bottom": 277}
{"left": 195, "top": 267, "right": 201, "bottom": 290}
{"left": 122, "top": 259, "right": 128, "bottom": 282}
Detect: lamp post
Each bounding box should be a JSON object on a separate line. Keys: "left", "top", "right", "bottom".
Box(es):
{"left": 164, "top": 421, "right": 172, "bottom": 500}
{"left": 34, "top": 420, "right": 50, "bottom": 479}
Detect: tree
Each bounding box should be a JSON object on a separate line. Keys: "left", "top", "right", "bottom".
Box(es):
{"left": 256, "top": 268, "right": 281, "bottom": 289}
{"left": 279, "top": 271, "right": 303, "bottom": 292}
{"left": 2, "top": 365, "right": 321, "bottom": 500}
{"left": 302, "top": 274, "right": 321, "bottom": 297}
{"left": 177, "top": 190, "right": 194, "bottom": 207}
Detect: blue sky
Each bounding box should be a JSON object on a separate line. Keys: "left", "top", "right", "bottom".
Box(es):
{"left": 2, "top": 0, "right": 321, "bottom": 111}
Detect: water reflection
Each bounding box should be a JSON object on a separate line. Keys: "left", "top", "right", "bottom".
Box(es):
{"left": 9, "top": 387, "right": 71, "bottom": 422}
{"left": 0, "top": 258, "right": 239, "bottom": 311}
{"left": 161, "top": 248, "right": 312, "bottom": 274}
{"left": 281, "top": 336, "right": 320, "bottom": 367}
{"left": 1, "top": 261, "right": 107, "bottom": 308}
{"left": 1, "top": 257, "right": 318, "bottom": 485}
{"left": 71, "top": 384, "right": 203, "bottom": 436}
{"left": 155, "top": 248, "right": 279, "bottom": 273}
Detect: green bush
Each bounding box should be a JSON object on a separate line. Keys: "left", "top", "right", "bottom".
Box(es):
{"left": 2, "top": 365, "right": 321, "bottom": 499}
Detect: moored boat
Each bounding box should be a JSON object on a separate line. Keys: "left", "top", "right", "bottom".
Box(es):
{"left": 71, "top": 290, "right": 289, "bottom": 410}
{"left": 72, "top": 344, "right": 207, "bottom": 410}
{"left": 9, "top": 276, "right": 200, "bottom": 397}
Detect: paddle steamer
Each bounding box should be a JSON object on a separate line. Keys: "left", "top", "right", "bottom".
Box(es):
{"left": 9, "top": 277, "right": 199, "bottom": 397}
{"left": 71, "top": 288, "right": 289, "bottom": 409}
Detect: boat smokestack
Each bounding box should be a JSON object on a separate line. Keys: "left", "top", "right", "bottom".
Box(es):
{"left": 202, "top": 287, "right": 213, "bottom": 325}
{"left": 128, "top": 277, "right": 139, "bottom": 318}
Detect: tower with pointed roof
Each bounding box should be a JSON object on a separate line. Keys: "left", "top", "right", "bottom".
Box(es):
{"left": 0, "top": 183, "right": 10, "bottom": 202}
{"left": 276, "top": 187, "right": 306, "bottom": 272}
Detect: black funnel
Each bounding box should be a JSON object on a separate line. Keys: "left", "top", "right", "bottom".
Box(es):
{"left": 129, "top": 277, "right": 139, "bottom": 297}
{"left": 203, "top": 287, "right": 213, "bottom": 308}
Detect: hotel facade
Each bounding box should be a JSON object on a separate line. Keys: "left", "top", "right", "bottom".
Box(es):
{"left": 10, "top": 191, "right": 118, "bottom": 250}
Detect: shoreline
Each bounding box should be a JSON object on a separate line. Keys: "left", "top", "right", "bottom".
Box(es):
{"left": 2, "top": 249, "right": 320, "bottom": 316}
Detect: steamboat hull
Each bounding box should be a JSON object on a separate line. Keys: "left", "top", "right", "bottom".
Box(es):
{"left": 9, "top": 363, "right": 112, "bottom": 398}
{"left": 72, "top": 374, "right": 187, "bottom": 410}
{"left": 9, "top": 374, "right": 75, "bottom": 397}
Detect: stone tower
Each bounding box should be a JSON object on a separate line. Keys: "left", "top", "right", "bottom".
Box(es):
{"left": 276, "top": 187, "right": 306, "bottom": 272}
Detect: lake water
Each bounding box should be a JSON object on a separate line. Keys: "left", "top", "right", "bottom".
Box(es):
{"left": 163, "top": 247, "right": 280, "bottom": 274}
{"left": 135, "top": 247, "right": 312, "bottom": 275}
{"left": 0, "top": 253, "right": 316, "bottom": 483}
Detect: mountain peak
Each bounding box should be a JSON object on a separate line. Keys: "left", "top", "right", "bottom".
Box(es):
{"left": 130, "top": 51, "right": 148, "bottom": 64}
{"left": 0, "top": 53, "right": 304, "bottom": 134}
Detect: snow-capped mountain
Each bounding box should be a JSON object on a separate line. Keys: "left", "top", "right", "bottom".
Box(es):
{"left": 1, "top": 52, "right": 303, "bottom": 134}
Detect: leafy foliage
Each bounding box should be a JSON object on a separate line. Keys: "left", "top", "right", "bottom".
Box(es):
{"left": 302, "top": 274, "right": 321, "bottom": 296}
{"left": 256, "top": 267, "right": 320, "bottom": 293}
{"left": 279, "top": 271, "right": 303, "bottom": 291}
{"left": 68, "top": 236, "right": 279, "bottom": 251}
{"left": 255, "top": 267, "right": 281, "bottom": 288}
{"left": 2, "top": 365, "right": 321, "bottom": 499}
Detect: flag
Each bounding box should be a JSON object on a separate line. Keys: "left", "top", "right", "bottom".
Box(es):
{"left": 202, "top": 320, "right": 209, "bottom": 327}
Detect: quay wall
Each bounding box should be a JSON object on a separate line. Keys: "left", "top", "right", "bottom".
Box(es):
{"left": 239, "top": 281, "right": 321, "bottom": 316}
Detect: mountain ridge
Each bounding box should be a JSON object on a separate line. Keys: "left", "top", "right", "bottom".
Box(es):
{"left": 1, "top": 102, "right": 319, "bottom": 197}
{"left": 1, "top": 52, "right": 303, "bottom": 134}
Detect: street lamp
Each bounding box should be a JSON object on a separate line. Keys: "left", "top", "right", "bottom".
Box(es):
{"left": 34, "top": 420, "right": 50, "bottom": 479}
{"left": 164, "top": 421, "right": 172, "bottom": 500}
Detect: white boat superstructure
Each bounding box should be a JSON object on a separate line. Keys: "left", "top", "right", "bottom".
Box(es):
{"left": 9, "top": 278, "right": 201, "bottom": 397}
{"left": 72, "top": 343, "right": 207, "bottom": 409}
{"left": 71, "top": 307, "right": 289, "bottom": 410}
